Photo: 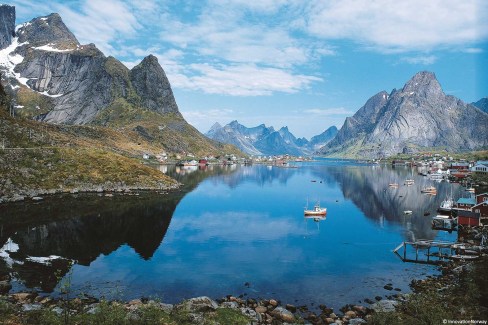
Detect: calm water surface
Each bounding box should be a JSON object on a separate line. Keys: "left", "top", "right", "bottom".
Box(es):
{"left": 0, "top": 159, "right": 463, "bottom": 309}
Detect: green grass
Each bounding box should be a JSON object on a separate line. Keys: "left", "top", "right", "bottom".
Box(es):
{"left": 0, "top": 298, "right": 251, "bottom": 325}
{"left": 370, "top": 257, "right": 488, "bottom": 325}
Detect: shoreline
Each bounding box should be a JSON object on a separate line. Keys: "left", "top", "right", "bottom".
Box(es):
{"left": 0, "top": 181, "right": 181, "bottom": 204}
{"left": 0, "top": 256, "right": 485, "bottom": 324}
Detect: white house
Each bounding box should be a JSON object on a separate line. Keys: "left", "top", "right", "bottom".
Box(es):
{"left": 472, "top": 160, "right": 488, "bottom": 174}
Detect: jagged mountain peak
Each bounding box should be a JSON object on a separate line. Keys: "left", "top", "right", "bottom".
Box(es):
{"left": 17, "top": 13, "right": 79, "bottom": 49}
{"left": 320, "top": 71, "right": 488, "bottom": 158}
{"left": 137, "top": 54, "right": 159, "bottom": 66}
{"left": 130, "top": 54, "right": 180, "bottom": 115}
{"left": 472, "top": 97, "right": 488, "bottom": 114}
{"left": 210, "top": 122, "right": 222, "bottom": 130}
{"left": 401, "top": 70, "right": 442, "bottom": 96}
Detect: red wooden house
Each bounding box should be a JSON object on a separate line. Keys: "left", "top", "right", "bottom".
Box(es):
{"left": 457, "top": 210, "right": 481, "bottom": 227}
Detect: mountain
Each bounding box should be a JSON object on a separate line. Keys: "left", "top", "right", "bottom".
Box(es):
{"left": 472, "top": 97, "right": 488, "bottom": 114}
{"left": 0, "top": 5, "right": 235, "bottom": 156}
{"left": 206, "top": 121, "right": 315, "bottom": 155}
{"left": 320, "top": 71, "right": 488, "bottom": 158}
{"left": 0, "top": 4, "right": 15, "bottom": 50}
{"left": 309, "top": 126, "right": 338, "bottom": 151}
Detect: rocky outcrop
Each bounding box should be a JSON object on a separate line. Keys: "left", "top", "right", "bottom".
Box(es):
{"left": 320, "top": 71, "right": 488, "bottom": 158}
{"left": 17, "top": 13, "right": 79, "bottom": 49}
{"left": 0, "top": 5, "right": 15, "bottom": 50}
{"left": 130, "top": 54, "right": 181, "bottom": 116}
{"left": 0, "top": 6, "right": 185, "bottom": 126}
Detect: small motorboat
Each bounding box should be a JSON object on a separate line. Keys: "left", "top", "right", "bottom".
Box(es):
{"left": 421, "top": 186, "right": 437, "bottom": 194}
{"left": 304, "top": 201, "right": 327, "bottom": 216}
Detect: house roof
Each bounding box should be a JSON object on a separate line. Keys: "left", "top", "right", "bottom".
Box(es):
{"left": 457, "top": 198, "right": 476, "bottom": 205}
{"left": 457, "top": 210, "right": 480, "bottom": 218}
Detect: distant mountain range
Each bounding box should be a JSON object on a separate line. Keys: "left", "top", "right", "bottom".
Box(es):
{"left": 472, "top": 97, "right": 488, "bottom": 114}
{"left": 206, "top": 121, "right": 337, "bottom": 156}
{"left": 319, "top": 71, "right": 488, "bottom": 158}
{"left": 0, "top": 5, "right": 232, "bottom": 156}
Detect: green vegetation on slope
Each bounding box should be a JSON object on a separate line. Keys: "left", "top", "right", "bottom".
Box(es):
{"left": 92, "top": 98, "right": 242, "bottom": 156}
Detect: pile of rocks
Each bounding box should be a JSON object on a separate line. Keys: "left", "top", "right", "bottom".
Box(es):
{"left": 0, "top": 291, "right": 395, "bottom": 325}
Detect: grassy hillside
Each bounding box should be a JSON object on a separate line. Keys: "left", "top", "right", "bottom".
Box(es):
{"left": 0, "top": 101, "right": 180, "bottom": 199}
{"left": 91, "top": 98, "right": 241, "bottom": 156}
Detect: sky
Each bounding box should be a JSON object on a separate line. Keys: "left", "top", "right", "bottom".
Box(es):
{"left": 8, "top": 0, "right": 488, "bottom": 139}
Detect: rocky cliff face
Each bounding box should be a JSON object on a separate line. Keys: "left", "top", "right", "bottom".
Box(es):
{"left": 320, "top": 71, "right": 488, "bottom": 158}
{"left": 130, "top": 55, "right": 180, "bottom": 116}
{"left": 0, "top": 5, "right": 15, "bottom": 50}
{"left": 17, "top": 13, "right": 79, "bottom": 48}
{"left": 0, "top": 7, "right": 182, "bottom": 125}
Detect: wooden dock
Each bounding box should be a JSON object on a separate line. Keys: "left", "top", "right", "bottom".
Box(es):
{"left": 393, "top": 240, "right": 458, "bottom": 265}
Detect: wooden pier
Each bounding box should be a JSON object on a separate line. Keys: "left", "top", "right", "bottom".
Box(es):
{"left": 393, "top": 240, "right": 457, "bottom": 265}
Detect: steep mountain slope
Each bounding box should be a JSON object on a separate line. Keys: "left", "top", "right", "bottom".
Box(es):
{"left": 206, "top": 121, "right": 313, "bottom": 155}
{"left": 0, "top": 5, "right": 235, "bottom": 156}
{"left": 320, "top": 71, "right": 488, "bottom": 158}
{"left": 472, "top": 97, "right": 488, "bottom": 113}
{"left": 309, "top": 126, "right": 338, "bottom": 151}
{"left": 0, "top": 4, "right": 15, "bottom": 50}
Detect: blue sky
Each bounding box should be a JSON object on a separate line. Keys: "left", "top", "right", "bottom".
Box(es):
{"left": 9, "top": 0, "right": 488, "bottom": 139}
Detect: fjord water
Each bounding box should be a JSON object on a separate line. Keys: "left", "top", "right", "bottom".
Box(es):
{"left": 1, "top": 159, "right": 461, "bottom": 310}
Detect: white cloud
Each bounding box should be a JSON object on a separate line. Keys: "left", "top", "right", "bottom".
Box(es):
{"left": 56, "top": 0, "right": 140, "bottom": 56}
{"left": 303, "top": 107, "right": 355, "bottom": 116}
{"left": 179, "top": 63, "right": 321, "bottom": 96}
{"left": 400, "top": 55, "right": 438, "bottom": 65}
{"left": 304, "top": 0, "right": 488, "bottom": 52}
{"left": 463, "top": 47, "right": 483, "bottom": 53}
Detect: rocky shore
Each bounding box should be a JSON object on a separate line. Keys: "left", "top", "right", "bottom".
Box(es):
{"left": 0, "top": 181, "right": 180, "bottom": 204}
{"left": 0, "top": 243, "right": 486, "bottom": 324}
{"left": 0, "top": 290, "right": 388, "bottom": 325}
{"left": 2, "top": 225, "right": 486, "bottom": 324}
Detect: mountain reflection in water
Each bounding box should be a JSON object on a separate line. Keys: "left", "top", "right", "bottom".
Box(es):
{"left": 0, "top": 160, "right": 460, "bottom": 309}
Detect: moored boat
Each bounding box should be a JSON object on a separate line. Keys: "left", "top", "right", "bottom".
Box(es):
{"left": 404, "top": 179, "right": 414, "bottom": 185}
{"left": 304, "top": 201, "right": 327, "bottom": 216}
{"left": 438, "top": 197, "right": 454, "bottom": 213}
{"left": 421, "top": 186, "right": 437, "bottom": 194}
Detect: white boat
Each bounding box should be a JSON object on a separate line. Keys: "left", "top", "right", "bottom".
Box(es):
{"left": 304, "top": 201, "right": 327, "bottom": 216}
{"left": 438, "top": 197, "right": 454, "bottom": 213}
{"left": 404, "top": 210, "right": 413, "bottom": 215}
{"left": 421, "top": 186, "right": 437, "bottom": 194}
{"left": 404, "top": 179, "right": 414, "bottom": 185}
